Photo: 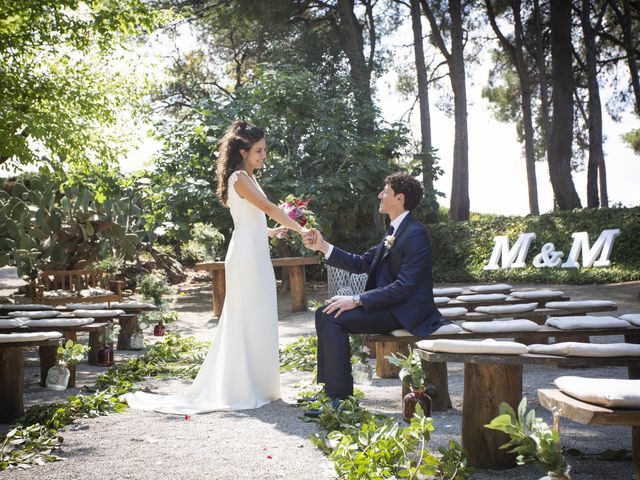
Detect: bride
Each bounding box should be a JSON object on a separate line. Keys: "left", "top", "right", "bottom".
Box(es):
{"left": 124, "top": 121, "right": 311, "bottom": 414}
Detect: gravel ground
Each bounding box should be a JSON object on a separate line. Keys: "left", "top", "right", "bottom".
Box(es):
{"left": 1, "top": 278, "right": 639, "bottom": 480}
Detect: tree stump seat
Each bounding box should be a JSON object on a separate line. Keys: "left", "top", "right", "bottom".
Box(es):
{"left": 415, "top": 349, "right": 640, "bottom": 470}
{"left": 0, "top": 338, "right": 60, "bottom": 423}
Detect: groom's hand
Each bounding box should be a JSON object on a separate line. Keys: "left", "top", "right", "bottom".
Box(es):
{"left": 323, "top": 295, "right": 358, "bottom": 317}
{"left": 304, "top": 228, "right": 329, "bottom": 254}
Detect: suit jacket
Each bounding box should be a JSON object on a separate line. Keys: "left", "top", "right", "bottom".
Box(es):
{"left": 327, "top": 212, "right": 444, "bottom": 336}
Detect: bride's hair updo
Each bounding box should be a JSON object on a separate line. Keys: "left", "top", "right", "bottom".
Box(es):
{"left": 216, "top": 120, "right": 265, "bottom": 206}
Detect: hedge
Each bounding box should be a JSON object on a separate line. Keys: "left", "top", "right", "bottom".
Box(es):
{"left": 428, "top": 206, "right": 640, "bottom": 284}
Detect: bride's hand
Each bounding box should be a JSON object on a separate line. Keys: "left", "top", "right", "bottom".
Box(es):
{"left": 269, "top": 226, "right": 288, "bottom": 239}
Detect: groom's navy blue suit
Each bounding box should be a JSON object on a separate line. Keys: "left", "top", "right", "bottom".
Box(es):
{"left": 315, "top": 212, "right": 445, "bottom": 399}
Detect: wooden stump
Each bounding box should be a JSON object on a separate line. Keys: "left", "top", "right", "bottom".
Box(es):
{"left": 0, "top": 347, "right": 23, "bottom": 422}
{"left": 462, "top": 362, "right": 522, "bottom": 469}
{"left": 39, "top": 344, "right": 58, "bottom": 387}
{"left": 423, "top": 360, "right": 452, "bottom": 411}
{"left": 88, "top": 324, "right": 106, "bottom": 365}
{"left": 626, "top": 332, "right": 640, "bottom": 380}
{"left": 117, "top": 314, "right": 138, "bottom": 350}
{"left": 288, "top": 265, "right": 307, "bottom": 312}
{"left": 375, "top": 342, "right": 409, "bottom": 379}
{"left": 211, "top": 270, "right": 226, "bottom": 318}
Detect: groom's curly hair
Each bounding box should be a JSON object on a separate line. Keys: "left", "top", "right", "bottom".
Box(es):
{"left": 386, "top": 173, "right": 423, "bottom": 211}
{"left": 216, "top": 120, "right": 265, "bottom": 206}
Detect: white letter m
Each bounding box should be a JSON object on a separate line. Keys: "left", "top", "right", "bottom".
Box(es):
{"left": 483, "top": 233, "right": 537, "bottom": 270}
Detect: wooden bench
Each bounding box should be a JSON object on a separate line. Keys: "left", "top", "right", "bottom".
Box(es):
{"left": 415, "top": 349, "right": 640, "bottom": 470}
{"left": 538, "top": 388, "right": 640, "bottom": 479}
{"left": 35, "top": 269, "right": 123, "bottom": 306}
{"left": 367, "top": 303, "right": 619, "bottom": 381}
{"left": 369, "top": 325, "right": 640, "bottom": 412}
{"left": 195, "top": 256, "right": 320, "bottom": 317}
{"left": 1, "top": 322, "right": 108, "bottom": 384}
{"left": 445, "top": 294, "right": 570, "bottom": 310}
{"left": 0, "top": 337, "right": 60, "bottom": 422}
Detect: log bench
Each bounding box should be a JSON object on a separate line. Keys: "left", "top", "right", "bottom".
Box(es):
{"left": 538, "top": 388, "right": 640, "bottom": 480}
{"left": 368, "top": 303, "right": 619, "bottom": 381}
{"left": 35, "top": 269, "right": 123, "bottom": 306}
{"left": 1, "top": 323, "right": 108, "bottom": 386}
{"left": 0, "top": 338, "right": 60, "bottom": 423}
{"left": 415, "top": 349, "right": 640, "bottom": 470}
{"left": 445, "top": 294, "right": 570, "bottom": 310}
{"left": 195, "top": 256, "right": 320, "bottom": 317}
{"left": 369, "top": 325, "right": 640, "bottom": 408}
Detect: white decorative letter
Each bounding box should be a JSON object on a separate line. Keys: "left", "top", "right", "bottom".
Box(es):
{"left": 483, "top": 233, "right": 537, "bottom": 270}
{"left": 561, "top": 229, "right": 621, "bottom": 268}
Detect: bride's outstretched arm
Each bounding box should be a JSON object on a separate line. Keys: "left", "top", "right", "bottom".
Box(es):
{"left": 233, "top": 173, "right": 305, "bottom": 234}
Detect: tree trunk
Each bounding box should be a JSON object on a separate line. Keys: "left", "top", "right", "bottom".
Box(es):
{"left": 582, "top": 0, "right": 606, "bottom": 208}
{"left": 486, "top": 0, "right": 539, "bottom": 215}
{"left": 420, "top": 0, "right": 469, "bottom": 221}
{"left": 548, "top": 0, "right": 581, "bottom": 210}
{"left": 532, "top": 0, "right": 552, "bottom": 152}
{"left": 448, "top": 0, "right": 470, "bottom": 221}
{"left": 608, "top": 0, "right": 640, "bottom": 115}
{"left": 335, "top": 0, "right": 375, "bottom": 137}
{"left": 410, "top": 0, "right": 438, "bottom": 221}
{"left": 410, "top": 0, "right": 432, "bottom": 154}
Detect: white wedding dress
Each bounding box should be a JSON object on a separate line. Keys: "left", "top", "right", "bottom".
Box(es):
{"left": 124, "top": 170, "right": 281, "bottom": 413}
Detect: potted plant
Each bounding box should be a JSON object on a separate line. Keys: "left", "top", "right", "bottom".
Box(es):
{"left": 46, "top": 339, "right": 89, "bottom": 391}
{"left": 152, "top": 309, "right": 177, "bottom": 336}
{"left": 97, "top": 321, "right": 120, "bottom": 367}
{"left": 485, "top": 397, "right": 571, "bottom": 480}
{"left": 386, "top": 346, "right": 432, "bottom": 422}
{"left": 350, "top": 334, "right": 373, "bottom": 385}
{"left": 137, "top": 273, "right": 169, "bottom": 308}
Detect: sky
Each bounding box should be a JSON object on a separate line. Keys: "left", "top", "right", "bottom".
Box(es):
{"left": 123, "top": 17, "right": 640, "bottom": 217}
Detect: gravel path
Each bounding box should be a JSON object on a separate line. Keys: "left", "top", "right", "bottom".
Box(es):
{"left": 2, "top": 278, "right": 639, "bottom": 479}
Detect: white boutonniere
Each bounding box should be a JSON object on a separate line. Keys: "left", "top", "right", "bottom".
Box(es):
{"left": 384, "top": 235, "right": 395, "bottom": 250}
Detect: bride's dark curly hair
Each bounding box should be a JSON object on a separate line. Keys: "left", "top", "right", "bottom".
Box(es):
{"left": 216, "top": 120, "right": 265, "bottom": 206}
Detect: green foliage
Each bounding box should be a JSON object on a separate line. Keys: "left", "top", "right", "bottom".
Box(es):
{"left": 0, "top": 0, "right": 164, "bottom": 171}
{"left": 0, "top": 425, "right": 63, "bottom": 470}
{"left": 137, "top": 273, "right": 169, "bottom": 307}
{"left": 622, "top": 128, "right": 640, "bottom": 155}
{"left": 485, "top": 397, "right": 571, "bottom": 479}
{"left": 178, "top": 223, "right": 226, "bottom": 265}
{"left": 385, "top": 346, "right": 425, "bottom": 391}
{"left": 310, "top": 399, "right": 473, "bottom": 480}
{"left": 279, "top": 335, "right": 318, "bottom": 372}
{"left": 430, "top": 206, "right": 640, "bottom": 283}
{"left": 57, "top": 339, "right": 89, "bottom": 367}
{"left": 0, "top": 173, "right": 144, "bottom": 273}
{"left": 93, "top": 255, "right": 124, "bottom": 282}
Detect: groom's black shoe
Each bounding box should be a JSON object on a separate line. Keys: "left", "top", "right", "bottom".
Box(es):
{"left": 296, "top": 394, "right": 321, "bottom": 404}
{"left": 303, "top": 397, "right": 342, "bottom": 419}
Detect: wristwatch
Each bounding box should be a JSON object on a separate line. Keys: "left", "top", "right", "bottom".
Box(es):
{"left": 352, "top": 294, "right": 362, "bottom": 306}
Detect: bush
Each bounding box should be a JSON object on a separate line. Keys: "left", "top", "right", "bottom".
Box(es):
{"left": 429, "top": 206, "right": 640, "bottom": 284}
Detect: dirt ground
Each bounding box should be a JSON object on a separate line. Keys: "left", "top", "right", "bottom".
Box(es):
{"left": 1, "top": 273, "right": 639, "bottom": 479}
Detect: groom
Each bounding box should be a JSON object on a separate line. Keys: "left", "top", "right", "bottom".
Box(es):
{"left": 303, "top": 173, "right": 445, "bottom": 408}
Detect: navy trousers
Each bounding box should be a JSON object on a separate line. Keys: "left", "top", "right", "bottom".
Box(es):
{"left": 315, "top": 306, "right": 403, "bottom": 399}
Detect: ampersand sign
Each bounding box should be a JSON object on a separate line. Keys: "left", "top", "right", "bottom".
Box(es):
{"left": 533, "top": 243, "right": 564, "bottom": 268}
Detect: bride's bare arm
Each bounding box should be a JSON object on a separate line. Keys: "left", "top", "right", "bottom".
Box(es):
{"left": 233, "top": 173, "right": 304, "bottom": 233}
